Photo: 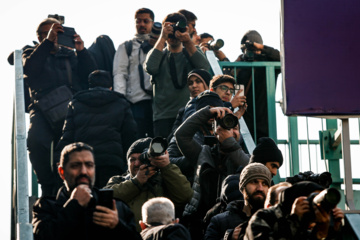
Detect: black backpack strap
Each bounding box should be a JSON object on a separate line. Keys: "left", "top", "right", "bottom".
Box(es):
{"left": 125, "top": 40, "right": 133, "bottom": 57}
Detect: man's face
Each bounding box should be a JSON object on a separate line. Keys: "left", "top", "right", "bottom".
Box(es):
{"left": 212, "top": 82, "right": 235, "bottom": 102}
{"left": 232, "top": 124, "right": 240, "bottom": 142}
{"left": 243, "top": 178, "right": 269, "bottom": 210}
{"left": 188, "top": 75, "right": 206, "bottom": 98}
{"left": 60, "top": 150, "right": 95, "bottom": 192}
{"left": 135, "top": 13, "right": 153, "bottom": 34}
{"left": 128, "top": 153, "right": 142, "bottom": 177}
{"left": 187, "top": 20, "right": 196, "bottom": 38}
{"left": 265, "top": 161, "right": 280, "bottom": 177}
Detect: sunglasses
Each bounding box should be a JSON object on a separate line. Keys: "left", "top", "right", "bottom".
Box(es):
{"left": 214, "top": 85, "right": 235, "bottom": 95}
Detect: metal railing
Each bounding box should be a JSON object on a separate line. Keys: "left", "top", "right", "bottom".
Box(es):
{"left": 207, "top": 51, "right": 360, "bottom": 209}
{"left": 11, "top": 49, "right": 33, "bottom": 240}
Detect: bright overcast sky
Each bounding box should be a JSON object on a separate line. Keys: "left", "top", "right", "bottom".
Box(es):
{"left": 0, "top": 0, "right": 281, "bottom": 238}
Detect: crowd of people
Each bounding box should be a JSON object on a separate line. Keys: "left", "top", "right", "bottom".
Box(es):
{"left": 13, "top": 7, "right": 345, "bottom": 240}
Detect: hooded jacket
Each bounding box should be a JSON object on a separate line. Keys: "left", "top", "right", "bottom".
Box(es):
{"left": 56, "top": 87, "right": 137, "bottom": 180}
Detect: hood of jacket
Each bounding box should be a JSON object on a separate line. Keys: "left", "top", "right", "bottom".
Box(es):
{"left": 73, "top": 87, "right": 126, "bottom": 107}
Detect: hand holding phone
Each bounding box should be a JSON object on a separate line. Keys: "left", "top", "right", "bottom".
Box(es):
{"left": 98, "top": 189, "right": 113, "bottom": 209}
{"left": 57, "top": 26, "right": 76, "bottom": 48}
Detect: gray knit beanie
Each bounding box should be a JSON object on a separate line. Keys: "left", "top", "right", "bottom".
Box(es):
{"left": 239, "top": 163, "right": 272, "bottom": 191}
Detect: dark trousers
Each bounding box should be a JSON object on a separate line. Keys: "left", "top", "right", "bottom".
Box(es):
{"left": 153, "top": 118, "right": 176, "bottom": 139}
{"left": 130, "top": 100, "right": 154, "bottom": 138}
{"left": 27, "top": 109, "right": 62, "bottom": 197}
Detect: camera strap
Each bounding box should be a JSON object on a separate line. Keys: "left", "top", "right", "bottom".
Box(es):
{"left": 168, "top": 48, "right": 191, "bottom": 89}
{"left": 137, "top": 47, "right": 152, "bottom": 95}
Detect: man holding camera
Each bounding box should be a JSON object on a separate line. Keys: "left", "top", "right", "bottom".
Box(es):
{"left": 23, "top": 17, "right": 97, "bottom": 196}
{"left": 244, "top": 181, "right": 344, "bottom": 240}
{"left": 113, "top": 8, "right": 156, "bottom": 138}
{"left": 205, "top": 163, "right": 272, "bottom": 240}
{"left": 234, "top": 30, "right": 281, "bottom": 141}
{"left": 175, "top": 103, "right": 249, "bottom": 239}
{"left": 104, "top": 137, "right": 193, "bottom": 232}
{"left": 32, "top": 142, "right": 141, "bottom": 240}
{"left": 144, "top": 12, "right": 210, "bottom": 138}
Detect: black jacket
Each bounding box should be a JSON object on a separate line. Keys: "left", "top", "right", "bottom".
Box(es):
{"left": 23, "top": 39, "right": 97, "bottom": 105}
{"left": 205, "top": 200, "right": 249, "bottom": 240}
{"left": 141, "top": 223, "right": 191, "bottom": 240}
{"left": 56, "top": 88, "right": 137, "bottom": 173}
{"left": 32, "top": 186, "right": 141, "bottom": 240}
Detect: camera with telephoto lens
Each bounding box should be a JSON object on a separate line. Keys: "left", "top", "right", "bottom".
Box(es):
{"left": 139, "top": 137, "right": 168, "bottom": 166}
{"left": 208, "top": 39, "right": 224, "bottom": 51}
{"left": 169, "top": 20, "right": 187, "bottom": 39}
{"left": 307, "top": 188, "right": 341, "bottom": 213}
{"left": 241, "top": 40, "right": 267, "bottom": 62}
{"left": 286, "top": 171, "right": 333, "bottom": 188}
{"left": 215, "top": 113, "right": 238, "bottom": 130}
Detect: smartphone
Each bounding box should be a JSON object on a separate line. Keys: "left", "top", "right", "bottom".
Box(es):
{"left": 239, "top": 84, "right": 245, "bottom": 96}
{"left": 57, "top": 26, "right": 76, "bottom": 48}
{"left": 98, "top": 189, "right": 113, "bottom": 209}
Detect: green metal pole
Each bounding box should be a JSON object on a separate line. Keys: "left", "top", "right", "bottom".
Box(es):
{"left": 288, "top": 117, "right": 300, "bottom": 176}
{"left": 266, "top": 66, "right": 277, "bottom": 141}
{"left": 326, "top": 119, "right": 341, "bottom": 188}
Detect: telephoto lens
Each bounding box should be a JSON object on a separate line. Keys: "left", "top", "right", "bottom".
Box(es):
{"left": 209, "top": 39, "right": 224, "bottom": 51}
{"left": 150, "top": 22, "right": 162, "bottom": 39}
{"left": 312, "top": 187, "right": 341, "bottom": 212}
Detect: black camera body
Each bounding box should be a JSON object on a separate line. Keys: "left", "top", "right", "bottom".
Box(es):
{"left": 139, "top": 137, "right": 168, "bottom": 166}
{"left": 169, "top": 20, "right": 187, "bottom": 39}
{"left": 286, "top": 171, "right": 333, "bottom": 188}
{"left": 216, "top": 113, "right": 238, "bottom": 130}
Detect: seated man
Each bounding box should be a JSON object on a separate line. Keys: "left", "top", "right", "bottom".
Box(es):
{"left": 140, "top": 197, "right": 191, "bottom": 239}
{"left": 175, "top": 105, "right": 249, "bottom": 239}
{"left": 104, "top": 137, "right": 193, "bottom": 232}
{"left": 245, "top": 181, "right": 344, "bottom": 240}
{"left": 32, "top": 142, "right": 141, "bottom": 240}
{"left": 204, "top": 163, "right": 272, "bottom": 240}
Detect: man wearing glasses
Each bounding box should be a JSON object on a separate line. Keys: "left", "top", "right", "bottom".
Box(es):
{"left": 209, "top": 74, "right": 247, "bottom": 119}
{"left": 113, "top": 8, "right": 155, "bottom": 138}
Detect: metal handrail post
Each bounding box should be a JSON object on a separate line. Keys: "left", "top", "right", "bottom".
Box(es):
{"left": 14, "top": 50, "right": 33, "bottom": 240}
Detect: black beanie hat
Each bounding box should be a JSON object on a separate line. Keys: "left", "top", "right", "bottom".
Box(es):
{"left": 196, "top": 90, "right": 224, "bottom": 110}
{"left": 220, "top": 173, "right": 243, "bottom": 204}
{"left": 126, "top": 137, "right": 152, "bottom": 160}
{"left": 188, "top": 69, "right": 212, "bottom": 89}
{"left": 250, "top": 137, "right": 283, "bottom": 167}
{"left": 241, "top": 30, "right": 263, "bottom": 45}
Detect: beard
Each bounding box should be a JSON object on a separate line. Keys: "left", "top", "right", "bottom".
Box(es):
{"left": 246, "top": 189, "right": 266, "bottom": 212}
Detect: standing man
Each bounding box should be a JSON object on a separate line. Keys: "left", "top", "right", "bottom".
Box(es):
{"left": 235, "top": 30, "right": 281, "bottom": 141}
{"left": 178, "top": 9, "right": 197, "bottom": 40}
{"left": 144, "top": 12, "right": 210, "bottom": 138}
{"left": 55, "top": 70, "right": 138, "bottom": 188}
{"left": 32, "top": 142, "right": 141, "bottom": 240}
{"left": 23, "top": 17, "right": 97, "bottom": 196}
{"left": 113, "top": 8, "right": 155, "bottom": 138}
{"left": 204, "top": 163, "right": 272, "bottom": 240}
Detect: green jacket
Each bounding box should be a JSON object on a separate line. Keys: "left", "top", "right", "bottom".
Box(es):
{"left": 104, "top": 163, "right": 193, "bottom": 232}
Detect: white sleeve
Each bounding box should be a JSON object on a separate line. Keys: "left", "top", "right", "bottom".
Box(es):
{"left": 113, "top": 42, "right": 129, "bottom": 95}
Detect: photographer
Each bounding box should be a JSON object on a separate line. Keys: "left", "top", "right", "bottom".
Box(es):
{"left": 144, "top": 12, "right": 210, "bottom": 138}
{"left": 198, "top": 33, "right": 229, "bottom": 62}
{"left": 23, "top": 17, "right": 97, "bottom": 196}
{"left": 104, "top": 137, "right": 193, "bottom": 232}
{"left": 244, "top": 181, "right": 344, "bottom": 240}
{"left": 113, "top": 8, "right": 156, "bottom": 138}
{"left": 234, "top": 30, "right": 280, "bottom": 141}
{"left": 175, "top": 105, "right": 249, "bottom": 239}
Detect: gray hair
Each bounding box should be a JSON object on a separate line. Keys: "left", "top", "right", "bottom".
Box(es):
{"left": 141, "top": 197, "right": 175, "bottom": 226}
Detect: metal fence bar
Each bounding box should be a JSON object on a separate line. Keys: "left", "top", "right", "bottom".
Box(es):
{"left": 13, "top": 49, "right": 33, "bottom": 240}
